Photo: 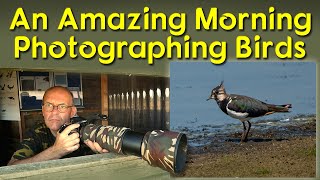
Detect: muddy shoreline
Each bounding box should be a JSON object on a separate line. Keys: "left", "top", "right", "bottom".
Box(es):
{"left": 174, "top": 115, "right": 316, "bottom": 178}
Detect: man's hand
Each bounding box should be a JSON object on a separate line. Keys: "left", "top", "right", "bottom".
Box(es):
{"left": 52, "top": 123, "right": 81, "bottom": 157}
{"left": 84, "top": 140, "right": 109, "bottom": 154}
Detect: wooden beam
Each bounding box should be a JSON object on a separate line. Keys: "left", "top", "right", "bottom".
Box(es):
{"left": 101, "top": 74, "right": 109, "bottom": 126}
{"left": 0, "top": 154, "right": 169, "bottom": 179}
{"left": 19, "top": 112, "right": 24, "bottom": 141}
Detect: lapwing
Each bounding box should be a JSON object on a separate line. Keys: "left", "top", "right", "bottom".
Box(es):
{"left": 207, "top": 81, "right": 292, "bottom": 142}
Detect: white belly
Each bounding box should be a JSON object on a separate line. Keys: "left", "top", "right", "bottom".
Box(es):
{"left": 226, "top": 100, "right": 250, "bottom": 121}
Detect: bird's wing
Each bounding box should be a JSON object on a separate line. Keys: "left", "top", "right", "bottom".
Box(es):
{"left": 227, "top": 95, "right": 269, "bottom": 117}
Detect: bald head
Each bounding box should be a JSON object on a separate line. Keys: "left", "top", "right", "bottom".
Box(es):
{"left": 43, "top": 86, "right": 74, "bottom": 104}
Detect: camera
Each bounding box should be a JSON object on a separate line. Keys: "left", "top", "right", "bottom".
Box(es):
{"left": 59, "top": 114, "right": 187, "bottom": 174}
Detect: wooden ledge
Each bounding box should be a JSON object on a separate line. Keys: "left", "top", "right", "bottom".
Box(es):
{"left": 0, "top": 154, "right": 169, "bottom": 179}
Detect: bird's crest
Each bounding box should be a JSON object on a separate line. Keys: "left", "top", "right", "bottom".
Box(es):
{"left": 219, "top": 81, "right": 224, "bottom": 89}
{"left": 213, "top": 80, "right": 225, "bottom": 92}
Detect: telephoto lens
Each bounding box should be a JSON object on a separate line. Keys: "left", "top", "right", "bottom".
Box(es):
{"left": 68, "top": 116, "right": 187, "bottom": 174}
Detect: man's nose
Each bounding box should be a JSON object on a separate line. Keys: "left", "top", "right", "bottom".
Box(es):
{"left": 51, "top": 106, "right": 60, "bottom": 113}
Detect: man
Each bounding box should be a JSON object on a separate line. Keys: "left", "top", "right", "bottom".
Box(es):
{"left": 8, "top": 86, "right": 108, "bottom": 165}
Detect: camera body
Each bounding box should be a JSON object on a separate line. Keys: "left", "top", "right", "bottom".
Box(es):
{"left": 58, "top": 114, "right": 107, "bottom": 135}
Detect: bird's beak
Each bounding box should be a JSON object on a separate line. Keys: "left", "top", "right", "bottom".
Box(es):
{"left": 206, "top": 96, "right": 212, "bottom": 101}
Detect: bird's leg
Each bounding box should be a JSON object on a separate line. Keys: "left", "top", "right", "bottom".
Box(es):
{"left": 241, "top": 121, "right": 247, "bottom": 142}
{"left": 243, "top": 121, "right": 251, "bottom": 142}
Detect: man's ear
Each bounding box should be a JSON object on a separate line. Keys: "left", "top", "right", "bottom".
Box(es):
{"left": 71, "top": 106, "right": 77, "bottom": 117}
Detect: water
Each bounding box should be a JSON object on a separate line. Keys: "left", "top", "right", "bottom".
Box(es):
{"left": 170, "top": 62, "right": 316, "bottom": 134}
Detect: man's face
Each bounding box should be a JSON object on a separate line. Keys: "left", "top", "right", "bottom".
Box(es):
{"left": 42, "top": 89, "right": 76, "bottom": 133}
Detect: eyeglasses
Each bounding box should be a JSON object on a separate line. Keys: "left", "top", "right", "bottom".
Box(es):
{"left": 42, "top": 103, "right": 73, "bottom": 113}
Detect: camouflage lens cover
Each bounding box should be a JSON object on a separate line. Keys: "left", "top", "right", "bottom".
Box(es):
{"left": 79, "top": 123, "right": 187, "bottom": 173}
{"left": 80, "top": 124, "right": 130, "bottom": 154}
{"left": 141, "top": 130, "right": 187, "bottom": 174}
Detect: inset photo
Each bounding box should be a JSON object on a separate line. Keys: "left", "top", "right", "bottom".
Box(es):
{"left": 170, "top": 62, "right": 316, "bottom": 177}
